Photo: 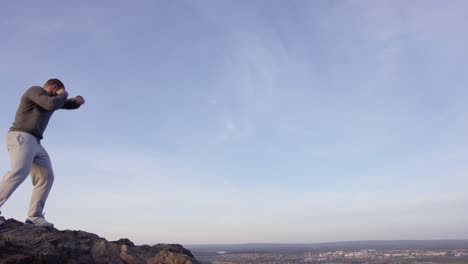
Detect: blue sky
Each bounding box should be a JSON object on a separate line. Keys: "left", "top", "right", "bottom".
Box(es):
{"left": 1, "top": 0, "right": 468, "bottom": 244}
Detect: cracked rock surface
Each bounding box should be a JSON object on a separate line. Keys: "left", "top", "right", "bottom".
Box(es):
{"left": 0, "top": 218, "right": 200, "bottom": 264}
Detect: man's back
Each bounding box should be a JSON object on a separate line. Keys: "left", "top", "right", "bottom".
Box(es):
{"left": 10, "top": 86, "right": 68, "bottom": 141}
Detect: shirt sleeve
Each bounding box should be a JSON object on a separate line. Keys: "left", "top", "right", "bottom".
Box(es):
{"left": 26, "top": 86, "right": 68, "bottom": 112}
{"left": 61, "top": 99, "right": 82, "bottom": 110}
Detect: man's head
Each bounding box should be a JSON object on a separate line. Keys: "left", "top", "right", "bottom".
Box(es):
{"left": 44, "top": 78, "right": 65, "bottom": 96}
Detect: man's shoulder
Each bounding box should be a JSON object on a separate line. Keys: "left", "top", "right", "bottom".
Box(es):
{"left": 24, "top": 86, "right": 45, "bottom": 96}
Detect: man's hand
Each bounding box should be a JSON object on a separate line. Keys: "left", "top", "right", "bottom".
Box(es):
{"left": 73, "top": 96, "right": 86, "bottom": 105}
{"left": 56, "top": 88, "right": 68, "bottom": 97}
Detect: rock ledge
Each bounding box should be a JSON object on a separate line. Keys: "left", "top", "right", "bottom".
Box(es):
{"left": 0, "top": 218, "right": 200, "bottom": 264}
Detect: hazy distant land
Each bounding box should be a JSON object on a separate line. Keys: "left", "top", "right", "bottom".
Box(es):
{"left": 188, "top": 240, "right": 468, "bottom": 264}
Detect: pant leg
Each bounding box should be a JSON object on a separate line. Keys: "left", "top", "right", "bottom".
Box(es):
{"left": 28, "top": 143, "right": 54, "bottom": 218}
{"left": 0, "top": 132, "right": 37, "bottom": 209}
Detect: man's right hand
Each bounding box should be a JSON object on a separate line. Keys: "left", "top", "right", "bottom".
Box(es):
{"left": 56, "top": 89, "right": 68, "bottom": 97}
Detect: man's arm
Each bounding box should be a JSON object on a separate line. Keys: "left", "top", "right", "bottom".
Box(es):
{"left": 27, "top": 86, "right": 68, "bottom": 111}
{"left": 62, "top": 96, "right": 85, "bottom": 110}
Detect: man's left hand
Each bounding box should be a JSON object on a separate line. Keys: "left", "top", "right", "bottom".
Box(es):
{"left": 74, "top": 96, "right": 86, "bottom": 105}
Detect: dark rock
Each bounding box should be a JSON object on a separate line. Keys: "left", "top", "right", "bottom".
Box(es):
{"left": 111, "top": 238, "right": 136, "bottom": 247}
{"left": 0, "top": 218, "right": 200, "bottom": 264}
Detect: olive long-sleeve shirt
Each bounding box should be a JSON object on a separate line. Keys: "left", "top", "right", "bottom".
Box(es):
{"left": 9, "top": 86, "right": 81, "bottom": 141}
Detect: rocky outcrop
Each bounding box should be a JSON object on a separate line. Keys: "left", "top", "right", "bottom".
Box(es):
{"left": 0, "top": 218, "right": 200, "bottom": 264}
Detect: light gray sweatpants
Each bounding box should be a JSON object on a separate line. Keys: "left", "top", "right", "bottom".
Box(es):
{"left": 0, "top": 131, "right": 54, "bottom": 218}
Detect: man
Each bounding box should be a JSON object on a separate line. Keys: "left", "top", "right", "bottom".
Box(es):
{"left": 0, "top": 79, "right": 85, "bottom": 227}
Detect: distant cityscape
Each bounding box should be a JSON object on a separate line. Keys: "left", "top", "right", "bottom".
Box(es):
{"left": 195, "top": 249, "right": 468, "bottom": 264}
{"left": 189, "top": 240, "right": 468, "bottom": 264}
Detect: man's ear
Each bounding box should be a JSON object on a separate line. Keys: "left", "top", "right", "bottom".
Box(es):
{"left": 50, "top": 85, "right": 57, "bottom": 93}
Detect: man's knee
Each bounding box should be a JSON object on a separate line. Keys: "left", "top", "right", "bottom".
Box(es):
{"left": 43, "top": 169, "right": 54, "bottom": 185}
{"left": 31, "top": 166, "right": 54, "bottom": 187}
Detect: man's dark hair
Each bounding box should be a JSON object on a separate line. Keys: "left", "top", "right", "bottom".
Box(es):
{"left": 44, "top": 78, "right": 65, "bottom": 90}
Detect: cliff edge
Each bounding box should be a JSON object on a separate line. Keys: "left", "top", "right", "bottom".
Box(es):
{"left": 0, "top": 218, "right": 200, "bottom": 264}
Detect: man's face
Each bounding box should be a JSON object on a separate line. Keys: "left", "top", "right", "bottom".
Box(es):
{"left": 50, "top": 85, "right": 63, "bottom": 96}
{"left": 54, "top": 87, "right": 63, "bottom": 96}
{"left": 45, "top": 85, "right": 57, "bottom": 96}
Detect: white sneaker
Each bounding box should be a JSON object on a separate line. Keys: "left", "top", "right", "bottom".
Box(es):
{"left": 25, "top": 215, "right": 54, "bottom": 227}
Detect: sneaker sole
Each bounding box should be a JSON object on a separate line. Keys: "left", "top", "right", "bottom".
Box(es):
{"left": 25, "top": 219, "right": 54, "bottom": 227}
